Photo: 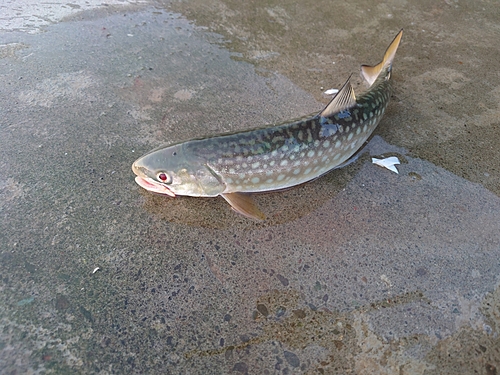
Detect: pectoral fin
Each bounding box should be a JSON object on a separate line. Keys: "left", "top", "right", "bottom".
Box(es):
{"left": 221, "top": 193, "right": 266, "bottom": 221}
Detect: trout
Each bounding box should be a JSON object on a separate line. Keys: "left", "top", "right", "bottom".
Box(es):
{"left": 132, "top": 30, "right": 403, "bottom": 220}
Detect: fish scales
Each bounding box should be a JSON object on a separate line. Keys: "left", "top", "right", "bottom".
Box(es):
{"left": 132, "top": 30, "right": 403, "bottom": 219}
{"left": 183, "top": 79, "right": 391, "bottom": 193}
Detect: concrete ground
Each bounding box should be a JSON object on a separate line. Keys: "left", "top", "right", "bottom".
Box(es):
{"left": 1, "top": 0, "right": 499, "bottom": 374}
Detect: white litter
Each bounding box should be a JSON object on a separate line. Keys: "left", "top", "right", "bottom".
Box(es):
{"left": 372, "top": 156, "right": 400, "bottom": 174}
{"left": 323, "top": 88, "right": 339, "bottom": 95}
{"left": 92, "top": 267, "right": 100, "bottom": 274}
{"left": 380, "top": 274, "right": 392, "bottom": 287}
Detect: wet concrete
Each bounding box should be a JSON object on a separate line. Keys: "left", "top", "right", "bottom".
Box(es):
{"left": 1, "top": 1, "right": 499, "bottom": 374}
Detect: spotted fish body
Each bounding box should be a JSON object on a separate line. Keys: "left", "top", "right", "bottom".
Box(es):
{"left": 188, "top": 85, "right": 391, "bottom": 194}
{"left": 133, "top": 30, "right": 403, "bottom": 219}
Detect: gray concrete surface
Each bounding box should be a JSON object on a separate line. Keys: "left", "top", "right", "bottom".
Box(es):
{"left": 1, "top": 1, "right": 499, "bottom": 374}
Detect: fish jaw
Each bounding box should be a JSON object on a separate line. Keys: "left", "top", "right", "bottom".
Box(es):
{"left": 134, "top": 176, "right": 176, "bottom": 197}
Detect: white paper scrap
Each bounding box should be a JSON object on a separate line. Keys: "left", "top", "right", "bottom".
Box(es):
{"left": 372, "top": 156, "right": 400, "bottom": 174}
{"left": 323, "top": 88, "right": 339, "bottom": 95}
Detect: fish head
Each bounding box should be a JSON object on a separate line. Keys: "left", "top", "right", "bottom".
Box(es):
{"left": 132, "top": 143, "right": 225, "bottom": 197}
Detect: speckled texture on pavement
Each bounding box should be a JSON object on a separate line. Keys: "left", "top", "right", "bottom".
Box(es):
{"left": 1, "top": 1, "right": 499, "bottom": 374}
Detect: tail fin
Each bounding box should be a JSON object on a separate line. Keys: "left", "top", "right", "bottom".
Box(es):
{"left": 361, "top": 29, "right": 403, "bottom": 86}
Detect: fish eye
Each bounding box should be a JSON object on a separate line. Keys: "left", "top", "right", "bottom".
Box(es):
{"left": 156, "top": 172, "right": 172, "bottom": 184}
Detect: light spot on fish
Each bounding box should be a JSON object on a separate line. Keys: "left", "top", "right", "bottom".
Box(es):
{"left": 271, "top": 150, "right": 278, "bottom": 157}
{"left": 238, "top": 173, "right": 245, "bottom": 179}
{"left": 304, "top": 167, "right": 312, "bottom": 174}
{"left": 251, "top": 177, "right": 260, "bottom": 184}
{"left": 363, "top": 124, "right": 368, "bottom": 133}
{"left": 265, "top": 170, "right": 273, "bottom": 176}
{"left": 236, "top": 185, "right": 242, "bottom": 190}
{"left": 363, "top": 112, "right": 368, "bottom": 120}
{"left": 236, "top": 156, "right": 243, "bottom": 162}
{"left": 266, "top": 178, "right": 274, "bottom": 184}
{"left": 280, "top": 160, "right": 288, "bottom": 167}
{"left": 270, "top": 161, "right": 276, "bottom": 167}
{"left": 252, "top": 162, "right": 260, "bottom": 169}
{"left": 323, "top": 140, "right": 330, "bottom": 148}
{"left": 229, "top": 168, "right": 235, "bottom": 174}
{"left": 333, "top": 153, "right": 341, "bottom": 160}
{"left": 356, "top": 127, "right": 361, "bottom": 135}
{"left": 277, "top": 174, "right": 285, "bottom": 181}
{"left": 226, "top": 177, "right": 233, "bottom": 184}
{"left": 307, "top": 150, "right": 315, "bottom": 158}
{"left": 317, "top": 150, "right": 323, "bottom": 157}
{"left": 281, "top": 145, "right": 289, "bottom": 152}
{"left": 347, "top": 133, "right": 353, "bottom": 141}
{"left": 290, "top": 154, "right": 296, "bottom": 160}
{"left": 307, "top": 129, "right": 313, "bottom": 143}
{"left": 321, "top": 155, "right": 328, "bottom": 162}
{"left": 242, "top": 163, "right": 248, "bottom": 168}
{"left": 335, "top": 140, "right": 342, "bottom": 148}
{"left": 293, "top": 168, "right": 301, "bottom": 175}
{"left": 314, "top": 140, "right": 320, "bottom": 147}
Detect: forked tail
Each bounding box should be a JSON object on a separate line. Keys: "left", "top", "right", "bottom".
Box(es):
{"left": 360, "top": 29, "right": 403, "bottom": 86}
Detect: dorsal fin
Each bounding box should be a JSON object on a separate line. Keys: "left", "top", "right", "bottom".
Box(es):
{"left": 320, "top": 75, "right": 356, "bottom": 117}
{"left": 361, "top": 29, "right": 403, "bottom": 86}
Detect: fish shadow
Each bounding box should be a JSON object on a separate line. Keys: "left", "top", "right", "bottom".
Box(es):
{"left": 141, "top": 154, "right": 369, "bottom": 229}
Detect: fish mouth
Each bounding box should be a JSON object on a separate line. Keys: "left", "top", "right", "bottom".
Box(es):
{"left": 134, "top": 176, "right": 176, "bottom": 197}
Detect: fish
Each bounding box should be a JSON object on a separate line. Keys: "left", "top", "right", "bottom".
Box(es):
{"left": 132, "top": 30, "right": 403, "bottom": 220}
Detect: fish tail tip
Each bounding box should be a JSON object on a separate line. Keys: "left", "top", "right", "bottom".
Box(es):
{"left": 361, "top": 29, "right": 403, "bottom": 86}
